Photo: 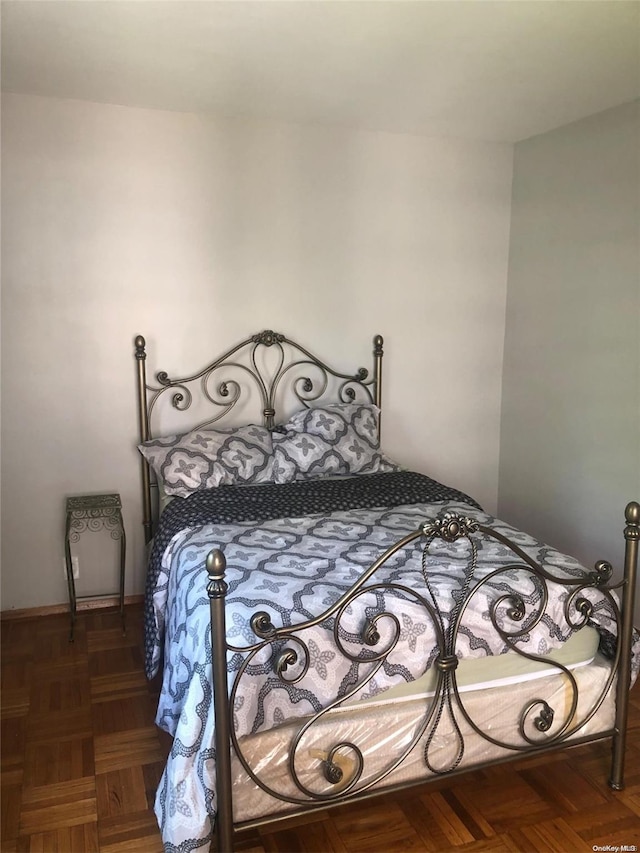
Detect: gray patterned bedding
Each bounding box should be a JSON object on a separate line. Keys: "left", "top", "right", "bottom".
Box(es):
{"left": 144, "top": 471, "right": 482, "bottom": 678}
{"left": 146, "top": 472, "right": 636, "bottom": 852}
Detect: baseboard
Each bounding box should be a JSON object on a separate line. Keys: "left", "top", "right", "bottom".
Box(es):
{"left": 0, "top": 594, "right": 144, "bottom": 621}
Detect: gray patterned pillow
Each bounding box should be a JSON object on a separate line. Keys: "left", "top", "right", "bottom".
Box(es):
{"left": 271, "top": 404, "right": 400, "bottom": 483}
{"left": 138, "top": 425, "right": 275, "bottom": 497}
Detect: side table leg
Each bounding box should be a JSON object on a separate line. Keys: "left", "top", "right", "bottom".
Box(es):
{"left": 118, "top": 512, "right": 127, "bottom": 636}
{"left": 64, "top": 515, "right": 77, "bottom": 643}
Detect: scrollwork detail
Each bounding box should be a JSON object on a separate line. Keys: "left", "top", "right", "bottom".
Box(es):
{"left": 203, "top": 377, "right": 240, "bottom": 407}
{"left": 574, "top": 595, "right": 593, "bottom": 624}
{"left": 361, "top": 617, "right": 381, "bottom": 647}
{"left": 226, "top": 578, "right": 448, "bottom": 805}
{"left": 202, "top": 363, "right": 256, "bottom": 412}
{"left": 251, "top": 611, "right": 277, "bottom": 639}
{"left": 490, "top": 592, "right": 527, "bottom": 635}
{"left": 323, "top": 759, "right": 343, "bottom": 785}
{"left": 171, "top": 388, "right": 190, "bottom": 410}
{"left": 274, "top": 637, "right": 309, "bottom": 684}
{"left": 292, "top": 367, "right": 328, "bottom": 405}
{"left": 321, "top": 743, "right": 364, "bottom": 790}
{"left": 275, "top": 646, "right": 309, "bottom": 684}
{"left": 334, "top": 594, "right": 401, "bottom": 664}
{"left": 145, "top": 333, "right": 379, "bottom": 444}
{"left": 535, "top": 703, "right": 555, "bottom": 732}
{"left": 341, "top": 385, "right": 356, "bottom": 402}
{"left": 519, "top": 699, "right": 556, "bottom": 742}
{"left": 507, "top": 594, "right": 526, "bottom": 622}
{"left": 68, "top": 509, "right": 123, "bottom": 542}
{"left": 564, "top": 586, "right": 600, "bottom": 631}
{"left": 487, "top": 573, "right": 547, "bottom": 641}
{"left": 591, "top": 560, "right": 613, "bottom": 586}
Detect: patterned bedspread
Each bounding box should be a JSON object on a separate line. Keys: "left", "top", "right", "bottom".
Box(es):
{"left": 147, "top": 473, "right": 637, "bottom": 852}
{"left": 145, "top": 471, "right": 482, "bottom": 679}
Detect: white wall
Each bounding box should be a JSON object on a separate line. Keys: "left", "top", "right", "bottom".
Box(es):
{"left": 1, "top": 93, "right": 513, "bottom": 611}
{"left": 499, "top": 101, "right": 640, "bottom": 618}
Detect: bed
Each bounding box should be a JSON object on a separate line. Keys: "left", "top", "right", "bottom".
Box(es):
{"left": 134, "top": 330, "right": 639, "bottom": 853}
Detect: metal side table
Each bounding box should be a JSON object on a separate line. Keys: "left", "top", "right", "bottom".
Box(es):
{"left": 64, "top": 493, "right": 126, "bottom": 641}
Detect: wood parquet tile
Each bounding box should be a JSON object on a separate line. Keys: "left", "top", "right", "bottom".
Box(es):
{"left": 16, "top": 823, "right": 100, "bottom": 853}
{"left": 26, "top": 707, "right": 94, "bottom": 747}
{"left": 19, "top": 778, "right": 97, "bottom": 835}
{"left": 96, "top": 811, "right": 163, "bottom": 853}
{"left": 93, "top": 728, "right": 167, "bottom": 777}
{"left": 1, "top": 603, "right": 639, "bottom": 852}
{"left": 95, "top": 767, "right": 149, "bottom": 818}
{"left": 407, "top": 790, "right": 477, "bottom": 847}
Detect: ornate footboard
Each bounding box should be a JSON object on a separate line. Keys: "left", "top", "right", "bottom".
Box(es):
{"left": 207, "top": 502, "right": 639, "bottom": 853}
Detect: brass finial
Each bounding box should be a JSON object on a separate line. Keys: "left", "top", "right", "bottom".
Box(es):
{"left": 625, "top": 501, "right": 640, "bottom": 540}
{"left": 625, "top": 501, "right": 640, "bottom": 524}
{"left": 206, "top": 549, "right": 226, "bottom": 576}
{"left": 373, "top": 335, "right": 384, "bottom": 355}
{"left": 134, "top": 335, "right": 147, "bottom": 359}
{"left": 206, "top": 549, "right": 228, "bottom": 599}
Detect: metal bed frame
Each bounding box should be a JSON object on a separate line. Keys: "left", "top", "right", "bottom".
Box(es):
{"left": 135, "top": 331, "right": 639, "bottom": 853}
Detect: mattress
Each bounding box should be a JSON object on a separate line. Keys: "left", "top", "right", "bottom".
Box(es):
{"left": 356, "top": 623, "right": 600, "bottom": 705}
{"left": 230, "top": 648, "right": 616, "bottom": 824}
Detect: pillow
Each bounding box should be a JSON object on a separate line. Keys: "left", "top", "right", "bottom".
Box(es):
{"left": 271, "top": 403, "right": 400, "bottom": 483}
{"left": 138, "top": 424, "right": 274, "bottom": 498}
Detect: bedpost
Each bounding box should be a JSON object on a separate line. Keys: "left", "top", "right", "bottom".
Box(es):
{"left": 134, "top": 335, "right": 153, "bottom": 545}
{"left": 207, "top": 549, "right": 234, "bottom": 852}
{"left": 373, "top": 335, "right": 384, "bottom": 441}
{"left": 609, "top": 500, "right": 639, "bottom": 790}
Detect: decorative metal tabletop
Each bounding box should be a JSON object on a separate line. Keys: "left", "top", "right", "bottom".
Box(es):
{"left": 66, "top": 493, "right": 122, "bottom": 511}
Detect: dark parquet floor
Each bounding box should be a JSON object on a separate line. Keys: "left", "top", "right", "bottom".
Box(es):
{"left": 1, "top": 603, "right": 639, "bottom": 852}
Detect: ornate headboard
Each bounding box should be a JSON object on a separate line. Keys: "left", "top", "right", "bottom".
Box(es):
{"left": 134, "top": 330, "right": 384, "bottom": 542}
